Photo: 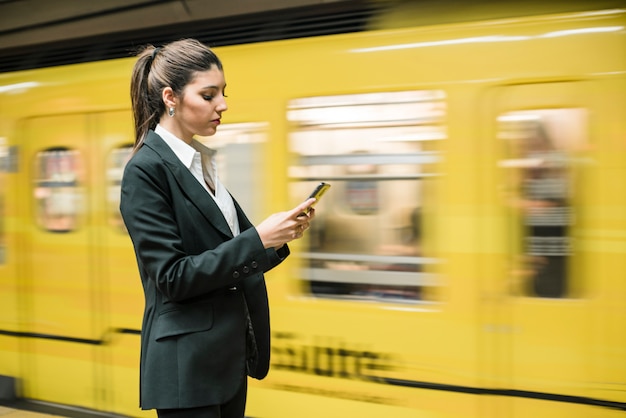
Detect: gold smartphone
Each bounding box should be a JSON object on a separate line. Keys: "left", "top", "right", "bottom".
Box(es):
{"left": 303, "top": 182, "right": 330, "bottom": 214}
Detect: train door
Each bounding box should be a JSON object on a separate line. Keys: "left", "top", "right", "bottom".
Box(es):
{"left": 93, "top": 111, "right": 145, "bottom": 416}
{"left": 19, "top": 114, "right": 99, "bottom": 408}
{"left": 484, "top": 80, "right": 605, "bottom": 417}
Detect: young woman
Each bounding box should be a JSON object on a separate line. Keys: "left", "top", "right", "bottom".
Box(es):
{"left": 120, "top": 38, "right": 315, "bottom": 418}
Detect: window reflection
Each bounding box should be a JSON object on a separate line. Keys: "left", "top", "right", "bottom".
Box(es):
{"left": 197, "top": 122, "right": 268, "bottom": 224}
{"left": 34, "top": 148, "right": 83, "bottom": 232}
{"left": 288, "top": 91, "right": 444, "bottom": 303}
{"left": 498, "top": 109, "right": 586, "bottom": 298}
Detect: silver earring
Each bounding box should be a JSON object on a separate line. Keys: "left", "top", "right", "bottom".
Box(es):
{"left": 168, "top": 107, "right": 175, "bottom": 117}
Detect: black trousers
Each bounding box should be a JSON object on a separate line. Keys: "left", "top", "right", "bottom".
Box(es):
{"left": 156, "top": 378, "right": 248, "bottom": 418}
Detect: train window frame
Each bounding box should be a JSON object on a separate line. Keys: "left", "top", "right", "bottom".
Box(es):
{"left": 497, "top": 108, "right": 587, "bottom": 298}
{"left": 288, "top": 90, "right": 445, "bottom": 304}
{"left": 33, "top": 147, "right": 84, "bottom": 233}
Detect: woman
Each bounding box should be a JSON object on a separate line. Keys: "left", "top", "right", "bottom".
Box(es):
{"left": 120, "top": 38, "right": 315, "bottom": 418}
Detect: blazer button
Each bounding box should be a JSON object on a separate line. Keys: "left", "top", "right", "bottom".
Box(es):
{"left": 232, "top": 271, "right": 240, "bottom": 279}
{"left": 251, "top": 261, "right": 258, "bottom": 269}
{"left": 243, "top": 266, "right": 250, "bottom": 274}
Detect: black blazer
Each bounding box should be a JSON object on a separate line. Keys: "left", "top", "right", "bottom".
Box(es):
{"left": 120, "top": 131, "right": 289, "bottom": 410}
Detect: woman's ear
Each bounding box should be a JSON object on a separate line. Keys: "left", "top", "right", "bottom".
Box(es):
{"left": 162, "top": 87, "right": 177, "bottom": 108}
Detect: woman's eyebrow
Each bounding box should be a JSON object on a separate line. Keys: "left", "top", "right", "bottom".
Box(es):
{"left": 201, "top": 84, "right": 226, "bottom": 90}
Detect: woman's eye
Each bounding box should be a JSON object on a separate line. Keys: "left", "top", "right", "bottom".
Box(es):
{"left": 203, "top": 95, "right": 214, "bottom": 101}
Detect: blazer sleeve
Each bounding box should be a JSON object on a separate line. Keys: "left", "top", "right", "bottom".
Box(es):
{"left": 120, "top": 149, "right": 284, "bottom": 302}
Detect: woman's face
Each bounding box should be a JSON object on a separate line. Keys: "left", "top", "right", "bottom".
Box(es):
{"left": 169, "top": 66, "right": 228, "bottom": 141}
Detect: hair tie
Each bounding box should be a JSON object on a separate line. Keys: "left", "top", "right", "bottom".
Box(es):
{"left": 151, "top": 47, "right": 161, "bottom": 61}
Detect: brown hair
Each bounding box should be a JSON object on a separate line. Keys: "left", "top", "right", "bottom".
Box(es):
{"left": 129, "top": 39, "right": 224, "bottom": 152}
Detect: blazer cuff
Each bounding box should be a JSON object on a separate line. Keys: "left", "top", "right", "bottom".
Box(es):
{"left": 276, "top": 244, "right": 290, "bottom": 260}
{"left": 265, "top": 244, "right": 290, "bottom": 270}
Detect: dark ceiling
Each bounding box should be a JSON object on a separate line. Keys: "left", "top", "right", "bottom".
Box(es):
{"left": 1, "top": 0, "right": 624, "bottom": 72}
{"left": 0, "top": 0, "right": 381, "bottom": 72}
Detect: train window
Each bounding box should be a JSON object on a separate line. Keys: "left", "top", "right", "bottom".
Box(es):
{"left": 197, "top": 122, "right": 269, "bottom": 224}
{"left": 107, "top": 145, "right": 133, "bottom": 232}
{"left": 288, "top": 90, "right": 445, "bottom": 303}
{"left": 498, "top": 109, "right": 586, "bottom": 298}
{"left": 33, "top": 148, "right": 84, "bottom": 233}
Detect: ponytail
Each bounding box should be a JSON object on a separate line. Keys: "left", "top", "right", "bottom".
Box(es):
{"left": 129, "top": 45, "right": 163, "bottom": 154}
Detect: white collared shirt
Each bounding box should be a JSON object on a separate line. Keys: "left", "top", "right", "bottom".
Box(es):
{"left": 155, "top": 124, "right": 240, "bottom": 236}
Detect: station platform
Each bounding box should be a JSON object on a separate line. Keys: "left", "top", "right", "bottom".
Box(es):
{"left": 0, "top": 405, "right": 62, "bottom": 418}
{"left": 0, "top": 402, "right": 122, "bottom": 418}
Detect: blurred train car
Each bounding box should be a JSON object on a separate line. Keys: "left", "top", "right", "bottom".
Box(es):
{"left": 0, "top": 1, "right": 625, "bottom": 417}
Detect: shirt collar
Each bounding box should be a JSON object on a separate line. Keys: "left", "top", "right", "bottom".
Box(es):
{"left": 190, "top": 137, "right": 217, "bottom": 160}
{"left": 155, "top": 124, "right": 195, "bottom": 168}
{"left": 155, "top": 124, "right": 217, "bottom": 168}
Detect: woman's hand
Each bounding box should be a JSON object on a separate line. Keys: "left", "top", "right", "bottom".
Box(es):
{"left": 256, "top": 198, "right": 316, "bottom": 249}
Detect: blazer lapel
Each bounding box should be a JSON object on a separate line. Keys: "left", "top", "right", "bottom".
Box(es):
{"left": 143, "top": 131, "right": 234, "bottom": 239}
{"left": 232, "top": 197, "right": 253, "bottom": 232}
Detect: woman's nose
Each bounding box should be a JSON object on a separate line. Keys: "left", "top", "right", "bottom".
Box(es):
{"left": 217, "top": 96, "right": 228, "bottom": 112}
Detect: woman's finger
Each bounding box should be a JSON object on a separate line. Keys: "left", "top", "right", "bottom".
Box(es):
{"left": 292, "top": 198, "right": 316, "bottom": 218}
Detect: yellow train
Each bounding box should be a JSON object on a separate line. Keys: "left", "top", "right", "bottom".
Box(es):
{"left": 1, "top": 2, "right": 625, "bottom": 417}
